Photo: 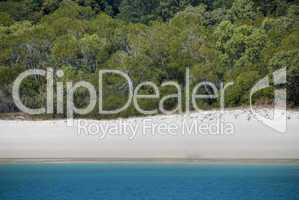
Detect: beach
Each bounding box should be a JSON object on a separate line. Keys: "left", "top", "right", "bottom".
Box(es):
{"left": 1, "top": 109, "right": 299, "bottom": 160}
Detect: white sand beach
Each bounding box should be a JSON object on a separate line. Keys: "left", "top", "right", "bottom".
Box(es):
{"left": 0, "top": 109, "right": 299, "bottom": 160}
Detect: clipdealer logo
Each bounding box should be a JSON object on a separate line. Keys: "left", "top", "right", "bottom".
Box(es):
{"left": 250, "top": 68, "right": 287, "bottom": 133}
{"left": 12, "top": 68, "right": 233, "bottom": 123}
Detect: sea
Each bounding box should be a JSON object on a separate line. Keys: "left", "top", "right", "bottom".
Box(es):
{"left": 0, "top": 163, "right": 298, "bottom": 200}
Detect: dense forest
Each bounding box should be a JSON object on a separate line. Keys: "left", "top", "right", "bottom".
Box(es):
{"left": 0, "top": 0, "right": 298, "bottom": 119}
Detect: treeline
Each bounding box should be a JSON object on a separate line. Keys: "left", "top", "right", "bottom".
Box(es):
{"left": 1, "top": 0, "right": 298, "bottom": 23}
{"left": 0, "top": 0, "right": 298, "bottom": 118}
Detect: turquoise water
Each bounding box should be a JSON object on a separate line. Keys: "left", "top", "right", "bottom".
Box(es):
{"left": 0, "top": 163, "right": 299, "bottom": 200}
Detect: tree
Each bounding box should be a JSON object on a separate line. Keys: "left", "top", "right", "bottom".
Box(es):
{"left": 230, "top": 0, "right": 259, "bottom": 21}
{"left": 0, "top": 0, "right": 33, "bottom": 21}
{"left": 212, "top": 0, "right": 233, "bottom": 9}
{"left": 0, "top": 66, "right": 24, "bottom": 112}
{"left": 41, "top": 0, "right": 61, "bottom": 14}
{"left": 118, "top": 0, "right": 160, "bottom": 23}
{"left": 158, "top": 0, "right": 195, "bottom": 21}
{"left": 0, "top": 12, "right": 15, "bottom": 26}
{"left": 269, "top": 30, "right": 299, "bottom": 106}
{"left": 51, "top": 34, "right": 80, "bottom": 66}
{"left": 254, "top": 0, "right": 289, "bottom": 16}
{"left": 79, "top": 33, "right": 108, "bottom": 71}
{"left": 170, "top": 5, "right": 208, "bottom": 27}
{"left": 215, "top": 21, "right": 267, "bottom": 77}
{"left": 225, "top": 70, "right": 262, "bottom": 106}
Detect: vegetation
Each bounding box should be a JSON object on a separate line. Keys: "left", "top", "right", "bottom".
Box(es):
{"left": 0, "top": 0, "right": 298, "bottom": 118}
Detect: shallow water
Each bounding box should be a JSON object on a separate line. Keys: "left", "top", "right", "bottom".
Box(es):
{"left": 0, "top": 163, "right": 299, "bottom": 200}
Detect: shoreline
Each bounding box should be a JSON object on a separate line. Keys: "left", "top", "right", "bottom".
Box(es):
{"left": 1, "top": 158, "right": 299, "bottom": 165}
{"left": 1, "top": 107, "right": 299, "bottom": 121}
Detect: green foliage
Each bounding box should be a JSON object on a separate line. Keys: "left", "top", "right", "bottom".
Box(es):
{"left": 212, "top": 0, "right": 233, "bottom": 9}
{"left": 0, "top": 0, "right": 33, "bottom": 21}
{"left": 159, "top": 0, "right": 197, "bottom": 20}
{"left": 118, "top": 0, "right": 160, "bottom": 23}
{"left": 215, "top": 21, "right": 267, "bottom": 76}
{"left": 52, "top": 34, "right": 80, "bottom": 65}
{"left": 225, "top": 70, "right": 261, "bottom": 105}
{"left": 0, "top": 0, "right": 299, "bottom": 115}
{"left": 269, "top": 40, "right": 299, "bottom": 106}
{"left": 230, "top": 0, "right": 259, "bottom": 21}
{"left": 255, "top": 0, "right": 289, "bottom": 17}
{"left": 0, "top": 12, "right": 15, "bottom": 26}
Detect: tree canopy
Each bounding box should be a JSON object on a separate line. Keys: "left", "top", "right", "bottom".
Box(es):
{"left": 0, "top": 0, "right": 298, "bottom": 118}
